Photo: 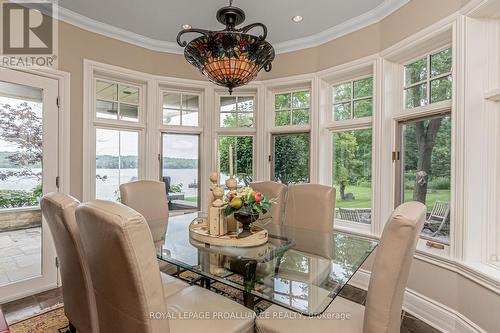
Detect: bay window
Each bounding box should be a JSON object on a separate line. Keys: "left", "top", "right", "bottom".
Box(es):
{"left": 89, "top": 76, "right": 145, "bottom": 201}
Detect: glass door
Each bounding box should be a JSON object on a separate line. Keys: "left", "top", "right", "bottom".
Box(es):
{"left": 0, "top": 68, "right": 59, "bottom": 302}
{"left": 161, "top": 133, "right": 200, "bottom": 212}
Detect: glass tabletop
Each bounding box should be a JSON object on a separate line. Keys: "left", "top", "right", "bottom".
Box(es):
{"left": 155, "top": 212, "right": 377, "bottom": 316}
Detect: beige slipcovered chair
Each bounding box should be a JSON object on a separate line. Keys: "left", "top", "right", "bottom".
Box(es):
{"left": 283, "top": 184, "right": 335, "bottom": 233}
{"left": 250, "top": 181, "right": 288, "bottom": 225}
{"left": 256, "top": 201, "right": 426, "bottom": 333}
{"left": 40, "top": 192, "right": 98, "bottom": 333}
{"left": 75, "top": 200, "right": 255, "bottom": 333}
{"left": 120, "top": 180, "right": 169, "bottom": 246}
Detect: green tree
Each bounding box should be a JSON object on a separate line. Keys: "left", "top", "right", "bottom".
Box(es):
{"left": 333, "top": 132, "right": 357, "bottom": 199}
{"left": 273, "top": 134, "right": 310, "bottom": 184}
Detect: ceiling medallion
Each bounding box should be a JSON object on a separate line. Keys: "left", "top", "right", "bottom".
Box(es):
{"left": 177, "top": 0, "right": 275, "bottom": 94}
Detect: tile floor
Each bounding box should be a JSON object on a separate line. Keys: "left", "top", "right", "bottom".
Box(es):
{"left": 1, "top": 287, "right": 63, "bottom": 325}
{"left": 0, "top": 227, "right": 42, "bottom": 287}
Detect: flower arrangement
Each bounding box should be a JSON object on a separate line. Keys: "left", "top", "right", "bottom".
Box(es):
{"left": 223, "top": 186, "right": 275, "bottom": 218}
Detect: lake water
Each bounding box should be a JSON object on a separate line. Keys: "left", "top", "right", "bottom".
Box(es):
{"left": 1, "top": 167, "right": 233, "bottom": 201}
{"left": 95, "top": 168, "right": 200, "bottom": 201}
{"left": 0, "top": 168, "right": 42, "bottom": 191}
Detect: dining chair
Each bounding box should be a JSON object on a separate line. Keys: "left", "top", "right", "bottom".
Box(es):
{"left": 255, "top": 201, "right": 427, "bottom": 333}
{"left": 119, "top": 180, "right": 169, "bottom": 246}
{"left": 40, "top": 192, "right": 99, "bottom": 333}
{"left": 283, "top": 184, "right": 335, "bottom": 233}
{"left": 75, "top": 199, "right": 255, "bottom": 333}
{"left": 250, "top": 181, "right": 288, "bottom": 225}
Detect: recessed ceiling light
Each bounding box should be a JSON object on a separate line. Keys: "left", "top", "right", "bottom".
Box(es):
{"left": 292, "top": 15, "right": 303, "bottom": 23}
{"left": 182, "top": 24, "right": 192, "bottom": 29}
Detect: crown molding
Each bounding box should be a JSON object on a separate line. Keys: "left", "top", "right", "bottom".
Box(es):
{"left": 56, "top": 0, "right": 409, "bottom": 55}
{"left": 57, "top": 7, "right": 184, "bottom": 54}
{"left": 274, "top": 0, "right": 410, "bottom": 53}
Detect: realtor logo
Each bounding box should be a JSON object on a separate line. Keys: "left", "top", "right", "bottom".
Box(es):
{"left": 1, "top": 0, "right": 58, "bottom": 67}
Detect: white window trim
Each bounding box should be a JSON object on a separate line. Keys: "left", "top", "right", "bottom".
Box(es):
{"left": 321, "top": 69, "right": 376, "bottom": 234}
{"left": 263, "top": 79, "right": 315, "bottom": 183}
{"left": 93, "top": 76, "right": 146, "bottom": 127}
{"left": 159, "top": 89, "right": 203, "bottom": 129}
{"left": 331, "top": 74, "right": 374, "bottom": 123}
{"left": 402, "top": 44, "right": 453, "bottom": 110}
{"left": 83, "top": 61, "right": 150, "bottom": 201}
{"left": 214, "top": 90, "right": 258, "bottom": 183}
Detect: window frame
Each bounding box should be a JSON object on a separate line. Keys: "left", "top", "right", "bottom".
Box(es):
{"left": 94, "top": 126, "right": 143, "bottom": 201}
{"left": 216, "top": 134, "right": 256, "bottom": 187}
{"left": 322, "top": 68, "right": 376, "bottom": 235}
{"left": 332, "top": 74, "right": 374, "bottom": 121}
{"left": 390, "top": 44, "right": 455, "bottom": 257}
{"left": 86, "top": 71, "right": 147, "bottom": 201}
{"left": 93, "top": 76, "right": 145, "bottom": 127}
{"left": 160, "top": 89, "right": 202, "bottom": 128}
{"left": 394, "top": 111, "right": 453, "bottom": 246}
{"left": 272, "top": 88, "right": 312, "bottom": 129}
{"left": 270, "top": 131, "right": 311, "bottom": 184}
{"left": 402, "top": 45, "right": 453, "bottom": 111}
{"left": 331, "top": 126, "right": 374, "bottom": 228}
{"left": 160, "top": 132, "right": 202, "bottom": 212}
{"left": 216, "top": 92, "right": 257, "bottom": 130}
{"left": 272, "top": 88, "right": 312, "bottom": 128}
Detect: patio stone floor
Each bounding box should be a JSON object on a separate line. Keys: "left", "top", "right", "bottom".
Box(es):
{"left": 0, "top": 227, "right": 41, "bottom": 286}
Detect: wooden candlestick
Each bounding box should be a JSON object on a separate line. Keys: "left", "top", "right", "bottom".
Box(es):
{"left": 225, "top": 177, "right": 238, "bottom": 233}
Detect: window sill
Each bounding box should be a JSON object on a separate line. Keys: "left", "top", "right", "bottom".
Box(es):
{"left": 333, "top": 219, "right": 374, "bottom": 239}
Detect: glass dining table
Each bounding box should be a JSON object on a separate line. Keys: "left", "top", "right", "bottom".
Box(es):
{"left": 154, "top": 213, "right": 377, "bottom": 316}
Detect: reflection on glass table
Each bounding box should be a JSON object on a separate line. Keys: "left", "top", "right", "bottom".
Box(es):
{"left": 154, "top": 212, "right": 377, "bottom": 316}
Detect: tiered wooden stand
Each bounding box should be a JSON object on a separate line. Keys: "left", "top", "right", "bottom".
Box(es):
{"left": 189, "top": 217, "right": 268, "bottom": 247}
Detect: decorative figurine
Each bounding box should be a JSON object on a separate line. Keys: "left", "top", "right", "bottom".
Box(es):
{"left": 209, "top": 184, "right": 226, "bottom": 236}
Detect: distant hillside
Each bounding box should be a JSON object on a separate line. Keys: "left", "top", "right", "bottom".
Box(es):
{"left": 0, "top": 151, "right": 41, "bottom": 168}
{"left": 95, "top": 155, "right": 197, "bottom": 169}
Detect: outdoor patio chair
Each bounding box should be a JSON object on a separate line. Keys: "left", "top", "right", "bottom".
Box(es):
{"left": 423, "top": 200, "right": 450, "bottom": 236}
{"left": 338, "top": 207, "right": 362, "bottom": 223}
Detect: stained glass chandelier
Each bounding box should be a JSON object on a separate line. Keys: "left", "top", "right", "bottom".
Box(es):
{"left": 177, "top": 0, "right": 275, "bottom": 94}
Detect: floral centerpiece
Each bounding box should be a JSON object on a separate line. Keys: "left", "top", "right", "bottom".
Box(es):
{"left": 224, "top": 187, "right": 275, "bottom": 237}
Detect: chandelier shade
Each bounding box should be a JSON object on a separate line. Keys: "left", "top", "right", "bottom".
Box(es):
{"left": 177, "top": 1, "right": 275, "bottom": 94}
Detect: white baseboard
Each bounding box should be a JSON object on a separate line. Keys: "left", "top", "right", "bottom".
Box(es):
{"left": 348, "top": 270, "right": 485, "bottom": 333}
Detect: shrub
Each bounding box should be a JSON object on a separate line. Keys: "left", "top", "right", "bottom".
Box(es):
{"left": 0, "top": 189, "right": 39, "bottom": 209}
{"left": 429, "top": 177, "right": 450, "bottom": 190}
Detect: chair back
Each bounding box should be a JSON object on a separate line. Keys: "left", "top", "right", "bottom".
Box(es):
{"left": 120, "top": 180, "right": 169, "bottom": 244}
{"left": 76, "top": 200, "right": 169, "bottom": 333}
{"left": 250, "top": 181, "right": 287, "bottom": 225}
{"left": 40, "top": 192, "right": 98, "bottom": 333}
{"left": 283, "top": 184, "right": 335, "bottom": 233}
{"left": 363, "top": 201, "right": 426, "bottom": 333}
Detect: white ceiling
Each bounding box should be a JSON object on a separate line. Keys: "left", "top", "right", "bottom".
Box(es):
{"left": 56, "top": 0, "right": 410, "bottom": 53}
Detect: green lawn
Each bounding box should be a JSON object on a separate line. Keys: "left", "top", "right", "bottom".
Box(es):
{"left": 336, "top": 185, "right": 450, "bottom": 211}
{"left": 184, "top": 197, "right": 198, "bottom": 203}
